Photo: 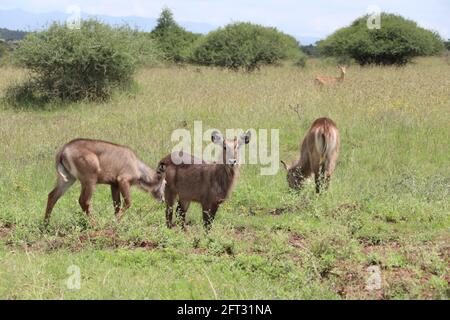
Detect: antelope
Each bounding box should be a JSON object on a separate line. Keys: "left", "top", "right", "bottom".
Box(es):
{"left": 281, "top": 118, "right": 340, "bottom": 193}
{"left": 44, "top": 139, "right": 166, "bottom": 226}
{"left": 315, "top": 65, "right": 346, "bottom": 85}
{"left": 159, "top": 130, "right": 251, "bottom": 230}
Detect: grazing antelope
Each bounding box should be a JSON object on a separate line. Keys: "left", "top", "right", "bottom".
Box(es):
{"left": 159, "top": 130, "right": 252, "bottom": 230}
{"left": 44, "top": 139, "right": 166, "bottom": 226}
{"left": 281, "top": 118, "right": 340, "bottom": 193}
{"left": 315, "top": 66, "right": 346, "bottom": 85}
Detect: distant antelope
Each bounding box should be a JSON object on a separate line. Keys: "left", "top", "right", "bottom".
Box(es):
{"left": 44, "top": 139, "right": 166, "bottom": 226}
{"left": 159, "top": 130, "right": 252, "bottom": 230}
{"left": 281, "top": 118, "right": 340, "bottom": 193}
{"left": 315, "top": 66, "right": 346, "bottom": 85}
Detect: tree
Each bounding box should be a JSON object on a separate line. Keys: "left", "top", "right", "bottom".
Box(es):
{"left": 318, "top": 13, "right": 444, "bottom": 65}
{"left": 152, "top": 7, "right": 177, "bottom": 34}
{"left": 444, "top": 40, "right": 450, "bottom": 51}
{"left": 12, "top": 20, "right": 160, "bottom": 103}
{"left": 0, "top": 28, "right": 28, "bottom": 41}
{"left": 191, "top": 22, "right": 305, "bottom": 71}
{"left": 151, "top": 8, "right": 201, "bottom": 62}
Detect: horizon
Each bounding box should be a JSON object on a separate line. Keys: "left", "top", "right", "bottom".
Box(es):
{"left": 0, "top": 1, "right": 449, "bottom": 43}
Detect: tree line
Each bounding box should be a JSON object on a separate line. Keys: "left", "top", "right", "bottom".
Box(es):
{"left": 4, "top": 8, "right": 447, "bottom": 104}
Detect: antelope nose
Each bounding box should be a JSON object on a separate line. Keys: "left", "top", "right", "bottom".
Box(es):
{"left": 229, "top": 159, "right": 237, "bottom": 166}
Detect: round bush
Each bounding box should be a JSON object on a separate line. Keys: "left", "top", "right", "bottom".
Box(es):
{"left": 318, "top": 13, "right": 445, "bottom": 65}
{"left": 192, "top": 22, "right": 305, "bottom": 71}
{"left": 13, "top": 20, "right": 160, "bottom": 102}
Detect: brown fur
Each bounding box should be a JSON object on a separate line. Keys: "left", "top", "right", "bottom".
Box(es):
{"left": 44, "top": 139, "right": 165, "bottom": 226}
{"left": 159, "top": 131, "right": 251, "bottom": 230}
{"left": 315, "top": 66, "right": 346, "bottom": 85}
{"left": 282, "top": 118, "right": 340, "bottom": 193}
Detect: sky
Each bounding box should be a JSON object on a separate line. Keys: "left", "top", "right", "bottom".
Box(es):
{"left": 0, "top": 0, "right": 449, "bottom": 39}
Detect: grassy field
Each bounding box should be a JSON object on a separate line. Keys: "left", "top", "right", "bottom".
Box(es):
{"left": 0, "top": 57, "right": 449, "bottom": 299}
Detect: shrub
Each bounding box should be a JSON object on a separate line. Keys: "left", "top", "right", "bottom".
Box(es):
{"left": 151, "top": 8, "right": 202, "bottom": 63}
{"left": 0, "top": 41, "right": 8, "bottom": 64}
{"left": 12, "top": 19, "right": 160, "bottom": 102}
{"left": 294, "top": 54, "right": 307, "bottom": 68}
{"left": 192, "top": 22, "right": 305, "bottom": 71}
{"left": 318, "top": 13, "right": 445, "bottom": 65}
{"left": 444, "top": 40, "right": 450, "bottom": 51}
{"left": 301, "top": 44, "right": 319, "bottom": 57}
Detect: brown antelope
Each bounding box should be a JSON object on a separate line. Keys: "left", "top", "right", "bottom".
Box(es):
{"left": 281, "top": 118, "right": 340, "bottom": 193}
{"left": 159, "top": 130, "right": 251, "bottom": 230}
{"left": 44, "top": 139, "right": 166, "bottom": 226}
{"left": 315, "top": 66, "right": 346, "bottom": 85}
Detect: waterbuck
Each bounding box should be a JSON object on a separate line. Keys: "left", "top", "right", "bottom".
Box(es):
{"left": 281, "top": 118, "right": 340, "bottom": 193}
{"left": 315, "top": 66, "right": 346, "bottom": 85}
{"left": 44, "top": 139, "right": 166, "bottom": 226}
{"left": 159, "top": 130, "right": 252, "bottom": 230}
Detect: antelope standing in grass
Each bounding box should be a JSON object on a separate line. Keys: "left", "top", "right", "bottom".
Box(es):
{"left": 159, "top": 130, "right": 251, "bottom": 230}
{"left": 281, "top": 118, "right": 340, "bottom": 193}
{"left": 315, "top": 66, "right": 346, "bottom": 85}
{"left": 44, "top": 139, "right": 166, "bottom": 226}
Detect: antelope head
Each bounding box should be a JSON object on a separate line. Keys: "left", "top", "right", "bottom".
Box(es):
{"left": 211, "top": 130, "right": 252, "bottom": 167}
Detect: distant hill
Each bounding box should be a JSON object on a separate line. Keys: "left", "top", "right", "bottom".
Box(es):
{"left": 0, "top": 9, "right": 216, "bottom": 34}
{"left": 0, "top": 28, "right": 28, "bottom": 41}
{"left": 0, "top": 9, "right": 321, "bottom": 45}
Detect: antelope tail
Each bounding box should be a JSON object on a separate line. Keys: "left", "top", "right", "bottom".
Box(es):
{"left": 315, "top": 130, "right": 327, "bottom": 156}
{"left": 56, "top": 152, "right": 71, "bottom": 182}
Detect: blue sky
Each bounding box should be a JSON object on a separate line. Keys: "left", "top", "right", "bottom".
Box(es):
{"left": 0, "top": 0, "right": 449, "bottom": 39}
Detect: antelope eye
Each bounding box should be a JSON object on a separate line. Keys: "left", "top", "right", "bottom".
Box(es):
{"left": 223, "top": 146, "right": 226, "bottom": 150}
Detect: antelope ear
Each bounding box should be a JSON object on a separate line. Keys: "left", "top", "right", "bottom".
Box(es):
{"left": 238, "top": 130, "right": 251, "bottom": 146}
{"left": 211, "top": 130, "right": 223, "bottom": 145}
{"left": 280, "top": 160, "right": 288, "bottom": 170}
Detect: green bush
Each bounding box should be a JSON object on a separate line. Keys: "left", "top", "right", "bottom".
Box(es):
{"left": 294, "top": 54, "right": 307, "bottom": 68}
{"left": 318, "top": 13, "right": 445, "bottom": 65}
{"left": 12, "top": 19, "right": 160, "bottom": 102}
{"left": 151, "top": 8, "right": 202, "bottom": 63}
{"left": 192, "top": 22, "right": 305, "bottom": 71}
{"left": 444, "top": 40, "right": 450, "bottom": 51}
{"left": 0, "top": 41, "right": 8, "bottom": 64}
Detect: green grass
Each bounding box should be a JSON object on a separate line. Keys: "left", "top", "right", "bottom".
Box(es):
{"left": 0, "top": 58, "right": 449, "bottom": 299}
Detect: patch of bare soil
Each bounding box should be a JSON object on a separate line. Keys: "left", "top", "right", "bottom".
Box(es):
{"left": 288, "top": 232, "right": 306, "bottom": 249}
{"left": 331, "top": 261, "right": 378, "bottom": 299}
{"left": 359, "top": 239, "right": 449, "bottom": 299}
{"left": 269, "top": 199, "right": 311, "bottom": 216}
{"left": 362, "top": 240, "right": 402, "bottom": 256}
{"left": 336, "top": 202, "right": 362, "bottom": 212}
{"left": 191, "top": 248, "right": 207, "bottom": 254}
{"left": 3, "top": 226, "right": 160, "bottom": 252}
{"left": 0, "top": 224, "right": 15, "bottom": 239}
{"left": 130, "top": 240, "right": 158, "bottom": 249}
{"left": 241, "top": 198, "right": 311, "bottom": 217}
{"left": 78, "top": 229, "right": 117, "bottom": 242}
{"left": 382, "top": 267, "right": 426, "bottom": 299}
{"left": 78, "top": 230, "right": 158, "bottom": 250}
